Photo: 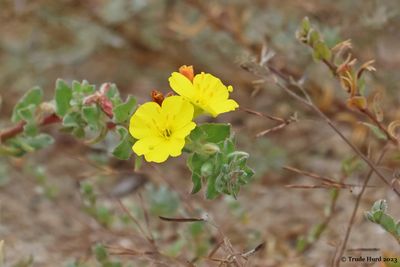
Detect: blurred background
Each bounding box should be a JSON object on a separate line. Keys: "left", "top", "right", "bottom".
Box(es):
{"left": 1, "top": 0, "right": 400, "bottom": 266}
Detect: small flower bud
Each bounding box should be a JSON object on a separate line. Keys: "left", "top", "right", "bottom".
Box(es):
{"left": 179, "top": 65, "right": 194, "bottom": 82}
{"left": 200, "top": 162, "right": 213, "bottom": 177}
{"left": 99, "top": 96, "right": 114, "bottom": 118}
{"left": 151, "top": 90, "right": 165, "bottom": 106}
{"left": 202, "top": 143, "right": 220, "bottom": 155}
{"left": 227, "top": 151, "right": 249, "bottom": 160}
{"left": 347, "top": 96, "right": 367, "bottom": 110}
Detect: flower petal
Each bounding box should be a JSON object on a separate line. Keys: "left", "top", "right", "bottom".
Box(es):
{"left": 172, "top": 121, "right": 196, "bottom": 138}
{"left": 214, "top": 99, "right": 239, "bottom": 114}
{"left": 132, "top": 136, "right": 163, "bottom": 156}
{"left": 129, "top": 102, "right": 162, "bottom": 139}
{"left": 168, "top": 72, "right": 195, "bottom": 98}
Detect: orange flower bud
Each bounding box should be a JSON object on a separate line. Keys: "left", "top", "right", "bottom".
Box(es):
{"left": 179, "top": 65, "right": 194, "bottom": 82}
{"left": 151, "top": 90, "right": 165, "bottom": 106}
{"left": 346, "top": 96, "right": 367, "bottom": 110}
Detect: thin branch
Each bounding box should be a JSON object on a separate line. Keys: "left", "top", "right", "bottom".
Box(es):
{"left": 0, "top": 113, "right": 61, "bottom": 142}
{"left": 116, "top": 198, "right": 156, "bottom": 247}
{"left": 0, "top": 113, "right": 116, "bottom": 143}
{"left": 360, "top": 108, "right": 397, "bottom": 144}
{"left": 333, "top": 146, "right": 388, "bottom": 267}
{"left": 239, "top": 107, "right": 286, "bottom": 123}
{"left": 283, "top": 165, "right": 342, "bottom": 185}
{"left": 253, "top": 63, "right": 400, "bottom": 196}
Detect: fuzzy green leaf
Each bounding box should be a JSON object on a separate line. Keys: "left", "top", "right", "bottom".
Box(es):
{"left": 361, "top": 122, "right": 387, "bottom": 140}
{"left": 113, "top": 95, "right": 136, "bottom": 123}
{"left": 82, "top": 105, "right": 101, "bottom": 130}
{"left": 313, "top": 41, "right": 331, "bottom": 61}
{"left": 112, "top": 126, "right": 132, "bottom": 160}
{"left": 93, "top": 244, "right": 108, "bottom": 262}
{"left": 12, "top": 87, "right": 43, "bottom": 122}
{"left": 187, "top": 153, "right": 206, "bottom": 194}
{"left": 379, "top": 214, "right": 396, "bottom": 233}
{"left": 63, "top": 112, "right": 84, "bottom": 128}
{"left": 55, "top": 79, "right": 72, "bottom": 116}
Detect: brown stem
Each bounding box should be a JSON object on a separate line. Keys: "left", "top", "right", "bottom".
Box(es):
{"left": 0, "top": 113, "right": 61, "bottom": 143}
{"left": 360, "top": 108, "right": 397, "bottom": 144}
{"left": 333, "top": 146, "right": 388, "bottom": 267}
{"left": 0, "top": 113, "right": 117, "bottom": 143}
{"left": 242, "top": 62, "right": 400, "bottom": 196}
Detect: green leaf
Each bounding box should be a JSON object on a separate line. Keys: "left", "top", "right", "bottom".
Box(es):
{"left": 308, "top": 30, "right": 320, "bottom": 47}
{"left": 206, "top": 174, "right": 219, "bottom": 199}
{"left": 25, "top": 134, "right": 54, "bottom": 150}
{"left": 96, "top": 206, "right": 113, "bottom": 227}
{"left": 63, "top": 112, "right": 83, "bottom": 128}
{"left": 379, "top": 214, "right": 396, "bottom": 233}
{"left": 113, "top": 95, "right": 136, "bottom": 123}
{"left": 189, "top": 123, "right": 231, "bottom": 145}
{"left": 361, "top": 122, "right": 387, "bottom": 140}
{"left": 93, "top": 244, "right": 108, "bottom": 262}
{"left": 17, "top": 105, "right": 38, "bottom": 136}
{"left": 313, "top": 41, "right": 331, "bottom": 61}
{"left": 72, "top": 80, "right": 95, "bottom": 94}
{"left": 112, "top": 126, "right": 132, "bottom": 160}
{"left": 371, "top": 199, "right": 387, "bottom": 213}
{"left": 23, "top": 122, "right": 39, "bottom": 137}
{"left": 301, "top": 17, "right": 311, "bottom": 33}
{"left": 12, "top": 87, "right": 43, "bottom": 122}
{"left": 373, "top": 210, "right": 384, "bottom": 222}
{"left": 17, "top": 105, "right": 35, "bottom": 122}
{"left": 397, "top": 221, "right": 400, "bottom": 236}
{"left": 296, "top": 236, "right": 307, "bottom": 252}
{"left": 187, "top": 153, "right": 207, "bottom": 194}
{"left": 55, "top": 79, "right": 72, "bottom": 116}
{"left": 9, "top": 134, "right": 54, "bottom": 155}
{"left": 82, "top": 105, "right": 101, "bottom": 130}
{"left": 105, "top": 84, "right": 122, "bottom": 106}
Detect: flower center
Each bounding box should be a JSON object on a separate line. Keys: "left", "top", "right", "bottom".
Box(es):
{"left": 162, "top": 128, "right": 172, "bottom": 139}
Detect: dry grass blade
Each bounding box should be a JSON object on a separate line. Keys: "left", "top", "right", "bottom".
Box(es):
{"left": 116, "top": 198, "right": 155, "bottom": 246}
{"left": 159, "top": 216, "right": 205, "bottom": 222}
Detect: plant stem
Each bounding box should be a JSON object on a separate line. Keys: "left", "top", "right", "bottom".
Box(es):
{"left": 0, "top": 113, "right": 117, "bottom": 143}
{"left": 333, "top": 146, "right": 388, "bottom": 267}
{"left": 0, "top": 114, "right": 61, "bottom": 142}
{"left": 266, "top": 65, "right": 400, "bottom": 196}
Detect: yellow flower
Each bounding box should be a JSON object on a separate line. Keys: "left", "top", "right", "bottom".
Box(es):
{"left": 129, "top": 96, "right": 196, "bottom": 163}
{"left": 168, "top": 71, "right": 239, "bottom": 117}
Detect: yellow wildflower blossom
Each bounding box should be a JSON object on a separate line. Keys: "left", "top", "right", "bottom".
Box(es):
{"left": 129, "top": 96, "right": 196, "bottom": 163}
{"left": 168, "top": 69, "right": 239, "bottom": 117}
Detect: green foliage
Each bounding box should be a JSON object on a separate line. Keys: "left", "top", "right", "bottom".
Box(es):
{"left": 147, "top": 185, "right": 180, "bottom": 216}
{"left": 296, "top": 17, "right": 332, "bottom": 62}
{"left": 186, "top": 123, "right": 254, "bottom": 199}
{"left": 55, "top": 79, "right": 72, "bottom": 116}
{"left": 80, "top": 182, "right": 114, "bottom": 227}
{"left": 112, "top": 126, "right": 134, "bottom": 160}
{"left": 4, "top": 134, "right": 54, "bottom": 157}
{"left": 82, "top": 105, "right": 101, "bottom": 130}
{"left": 113, "top": 95, "right": 136, "bottom": 123}
{"left": 361, "top": 122, "right": 387, "bottom": 140}
{"left": 93, "top": 244, "right": 122, "bottom": 267}
{"left": 11, "top": 87, "right": 43, "bottom": 123}
{"left": 365, "top": 199, "right": 400, "bottom": 244}
{"left": 341, "top": 156, "right": 364, "bottom": 176}
{"left": 4, "top": 78, "right": 253, "bottom": 200}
